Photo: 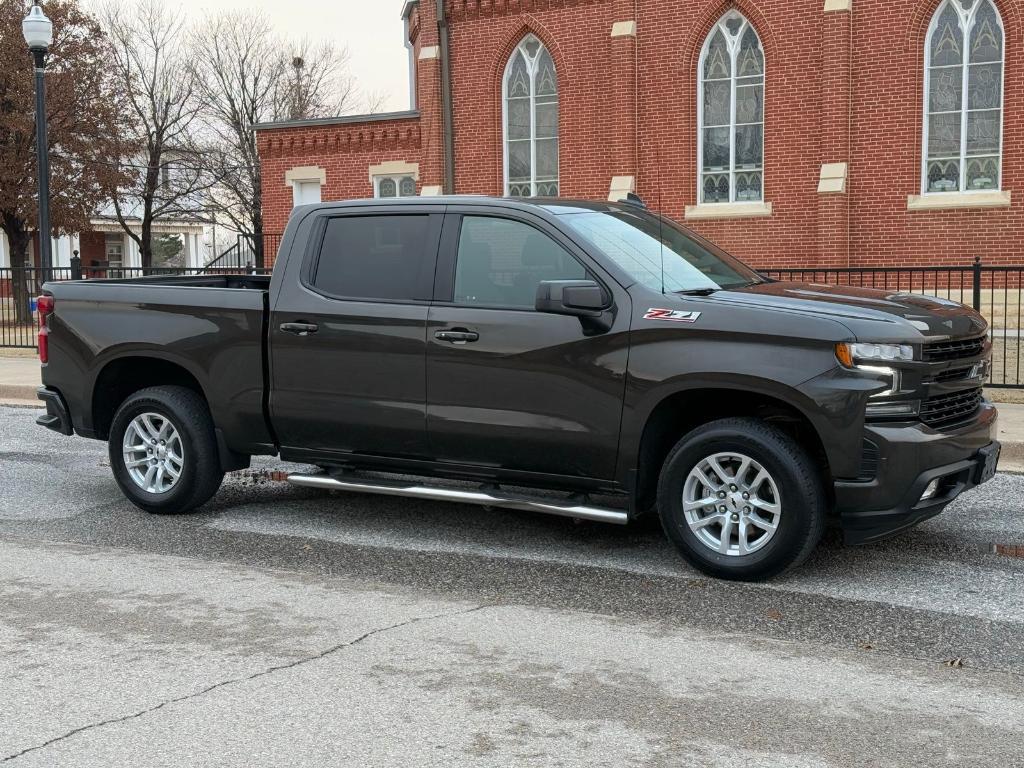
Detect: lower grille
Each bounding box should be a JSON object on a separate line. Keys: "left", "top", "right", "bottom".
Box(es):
{"left": 920, "top": 388, "right": 983, "bottom": 430}
{"left": 858, "top": 439, "right": 880, "bottom": 481}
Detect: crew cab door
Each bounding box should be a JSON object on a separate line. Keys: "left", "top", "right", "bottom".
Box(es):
{"left": 269, "top": 206, "right": 443, "bottom": 462}
{"left": 425, "top": 209, "right": 630, "bottom": 480}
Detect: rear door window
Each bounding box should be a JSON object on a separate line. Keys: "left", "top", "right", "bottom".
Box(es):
{"left": 453, "top": 216, "right": 586, "bottom": 308}
{"left": 313, "top": 215, "right": 434, "bottom": 302}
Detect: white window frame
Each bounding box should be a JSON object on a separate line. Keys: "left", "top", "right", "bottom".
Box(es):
{"left": 921, "top": 0, "right": 1005, "bottom": 196}
{"left": 285, "top": 166, "right": 326, "bottom": 208}
{"left": 292, "top": 180, "right": 322, "bottom": 207}
{"left": 502, "top": 34, "right": 559, "bottom": 197}
{"left": 373, "top": 174, "right": 418, "bottom": 198}
{"left": 696, "top": 12, "right": 766, "bottom": 205}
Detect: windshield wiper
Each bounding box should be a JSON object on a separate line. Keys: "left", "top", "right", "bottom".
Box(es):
{"left": 674, "top": 287, "right": 720, "bottom": 296}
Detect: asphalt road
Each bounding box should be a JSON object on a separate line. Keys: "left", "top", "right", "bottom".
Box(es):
{"left": 2, "top": 404, "right": 1023, "bottom": 767}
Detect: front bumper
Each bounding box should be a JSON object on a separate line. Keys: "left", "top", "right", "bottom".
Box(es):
{"left": 36, "top": 386, "right": 73, "bottom": 436}
{"left": 834, "top": 402, "right": 999, "bottom": 544}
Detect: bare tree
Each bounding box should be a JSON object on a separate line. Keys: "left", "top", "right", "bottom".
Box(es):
{"left": 99, "top": 0, "right": 209, "bottom": 269}
{"left": 0, "top": 0, "right": 124, "bottom": 323}
{"left": 190, "top": 10, "right": 376, "bottom": 265}
{"left": 276, "top": 40, "right": 354, "bottom": 121}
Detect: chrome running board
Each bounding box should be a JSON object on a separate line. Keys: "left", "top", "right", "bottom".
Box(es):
{"left": 286, "top": 473, "right": 629, "bottom": 525}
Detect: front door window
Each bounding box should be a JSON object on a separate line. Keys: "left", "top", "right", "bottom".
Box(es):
{"left": 453, "top": 216, "right": 585, "bottom": 309}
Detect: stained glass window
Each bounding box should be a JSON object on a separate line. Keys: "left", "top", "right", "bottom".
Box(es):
{"left": 924, "top": 0, "right": 1003, "bottom": 193}
{"left": 504, "top": 35, "right": 559, "bottom": 197}
{"left": 374, "top": 175, "right": 417, "bottom": 198}
{"left": 698, "top": 13, "right": 765, "bottom": 204}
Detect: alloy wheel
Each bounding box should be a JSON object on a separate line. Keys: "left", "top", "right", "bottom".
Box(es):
{"left": 681, "top": 452, "right": 782, "bottom": 556}
{"left": 122, "top": 412, "right": 185, "bottom": 495}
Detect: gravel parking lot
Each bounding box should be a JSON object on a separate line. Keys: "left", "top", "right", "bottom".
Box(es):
{"left": 2, "top": 405, "right": 1023, "bottom": 766}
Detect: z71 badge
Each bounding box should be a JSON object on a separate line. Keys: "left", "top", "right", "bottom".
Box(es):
{"left": 644, "top": 308, "right": 702, "bottom": 323}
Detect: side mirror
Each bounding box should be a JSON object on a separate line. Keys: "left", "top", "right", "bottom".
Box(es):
{"left": 535, "top": 280, "right": 613, "bottom": 332}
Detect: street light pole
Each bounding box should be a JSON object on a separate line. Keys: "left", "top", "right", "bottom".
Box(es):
{"left": 31, "top": 48, "right": 52, "bottom": 282}
{"left": 22, "top": 5, "right": 54, "bottom": 283}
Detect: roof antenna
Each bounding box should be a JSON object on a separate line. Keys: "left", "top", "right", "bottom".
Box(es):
{"left": 655, "top": 145, "right": 665, "bottom": 296}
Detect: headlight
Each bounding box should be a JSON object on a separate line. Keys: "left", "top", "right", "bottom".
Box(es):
{"left": 836, "top": 342, "right": 914, "bottom": 365}
{"left": 857, "top": 365, "right": 901, "bottom": 397}
{"left": 835, "top": 343, "right": 912, "bottom": 401}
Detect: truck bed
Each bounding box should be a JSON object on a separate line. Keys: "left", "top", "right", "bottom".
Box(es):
{"left": 40, "top": 274, "right": 275, "bottom": 457}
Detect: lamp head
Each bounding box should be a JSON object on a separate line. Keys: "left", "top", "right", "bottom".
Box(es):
{"left": 22, "top": 5, "right": 53, "bottom": 51}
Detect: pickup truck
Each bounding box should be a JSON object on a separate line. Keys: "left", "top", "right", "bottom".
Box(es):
{"left": 35, "top": 197, "right": 1000, "bottom": 580}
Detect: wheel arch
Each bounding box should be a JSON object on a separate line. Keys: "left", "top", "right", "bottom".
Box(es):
{"left": 90, "top": 354, "right": 208, "bottom": 441}
{"left": 630, "top": 382, "right": 833, "bottom": 513}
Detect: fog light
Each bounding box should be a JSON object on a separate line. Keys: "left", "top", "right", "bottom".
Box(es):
{"left": 920, "top": 478, "right": 941, "bottom": 501}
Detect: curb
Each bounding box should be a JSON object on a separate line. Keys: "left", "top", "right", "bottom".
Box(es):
{"left": 0, "top": 384, "right": 38, "bottom": 403}
{"left": 1000, "top": 441, "right": 1024, "bottom": 473}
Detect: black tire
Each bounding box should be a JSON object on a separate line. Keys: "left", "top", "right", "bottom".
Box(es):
{"left": 108, "top": 385, "right": 225, "bottom": 514}
{"left": 657, "top": 417, "right": 825, "bottom": 581}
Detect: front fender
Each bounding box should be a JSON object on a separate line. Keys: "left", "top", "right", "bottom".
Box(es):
{"left": 615, "top": 326, "right": 864, "bottom": 487}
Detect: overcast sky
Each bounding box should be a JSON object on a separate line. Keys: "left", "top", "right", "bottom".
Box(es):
{"left": 86, "top": 0, "right": 413, "bottom": 113}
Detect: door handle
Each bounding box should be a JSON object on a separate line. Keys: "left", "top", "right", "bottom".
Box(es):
{"left": 434, "top": 328, "right": 479, "bottom": 344}
{"left": 280, "top": 322, "right": 319, "bottom": 336}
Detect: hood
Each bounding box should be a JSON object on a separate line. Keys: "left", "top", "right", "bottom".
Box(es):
{"left": 707, "top": 281, "right": 988, "bottom": 341}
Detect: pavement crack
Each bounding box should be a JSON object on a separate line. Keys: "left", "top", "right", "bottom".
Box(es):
{"left": 0, "top": 603, "right": 489, "bottom": 763}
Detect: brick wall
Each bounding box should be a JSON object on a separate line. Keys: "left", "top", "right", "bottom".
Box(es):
{"left": 78, "top": 232, "right": 105, "bottom": 265}
{"left": 255, "top": 0, "right": 1024, "bottom": 270}
{"left": 257, "top": 115, "right": 424, "bottom": 238}
{"left": 848, "top": 0, "right": 1022, "bottom": 268}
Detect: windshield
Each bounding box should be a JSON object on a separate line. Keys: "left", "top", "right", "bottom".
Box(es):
{"left": 559, "top": 208, "right": 764, "bottom": 292}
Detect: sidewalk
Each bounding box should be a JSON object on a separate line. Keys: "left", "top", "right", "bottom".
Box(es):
{"left": 1, "top": 354, "right": 1022, "bottom": 471}
{"left": 0, "top": 354, "right": 40, "bottom": 407}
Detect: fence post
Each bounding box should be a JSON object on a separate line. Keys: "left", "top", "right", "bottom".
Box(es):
{"left": 70, "top": 251, "right": 82, "bottom": 280}
{"left": 972, "top": 256, "right": 982, "bottom": 312}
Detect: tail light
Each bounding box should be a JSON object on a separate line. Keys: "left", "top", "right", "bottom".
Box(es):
{"left": 37, "top": 295, "right": 54, "bottom": 364}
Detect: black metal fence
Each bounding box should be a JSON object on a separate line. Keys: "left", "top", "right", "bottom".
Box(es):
{"left": 2, "top": 258, "right": 1022, "bottom": 388}
{"left": 204, "top": 233, "right": 283, "bottom": 271}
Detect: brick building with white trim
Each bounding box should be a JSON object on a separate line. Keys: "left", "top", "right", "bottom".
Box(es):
{"left": 255, "top": 0, "right": 1023, "bottom": 270}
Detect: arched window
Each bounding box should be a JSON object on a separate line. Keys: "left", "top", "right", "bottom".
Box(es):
{"left": 698, "top": 12, "right": 765, "bottom": 204}
{"left": 503, "top": 35, "right": 559, "bottom": 197}
{"left": 924, "top": 0, "right": 1004, "bottom": 193}
{"left": 374, "top": 175, "right": 417, "bottom": 198}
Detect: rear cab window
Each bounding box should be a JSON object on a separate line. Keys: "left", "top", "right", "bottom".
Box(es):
{"left": 311, "top": 215, "right": 437, "bottom": 302}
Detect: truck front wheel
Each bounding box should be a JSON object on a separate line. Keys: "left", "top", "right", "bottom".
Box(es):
{"left": 108, "top": 386, "right": 225, "bottom": 514}
{"left": 657, "top": 417, "right": 825, "bottom": 581}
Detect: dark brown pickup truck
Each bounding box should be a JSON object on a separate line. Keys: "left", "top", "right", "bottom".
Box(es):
{"left": 35, "top": 197, "right": 1000, "bottom": 580}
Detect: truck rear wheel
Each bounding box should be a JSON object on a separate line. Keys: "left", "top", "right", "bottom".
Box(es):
{"left": 657, "top": 417, "right": 825, "bottom": 581}
{"left": 108, "top": 385, "right": 224, "bottom": 514}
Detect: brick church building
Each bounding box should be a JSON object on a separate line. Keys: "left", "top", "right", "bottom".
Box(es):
{"left": 255, "top": 0, "right": 1021, "bottom": 270}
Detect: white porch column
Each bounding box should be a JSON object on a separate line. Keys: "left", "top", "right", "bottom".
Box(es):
{"left": 53, "top": 235, "right": 72, "bottom": 268}
{"left": 182, "top": 231, "right": 193, "bottom": 269}
{"left": 0, "top": 231, "right": 9, "bottom": 269}
{"left": 122, "top": 232, "right": 137, "bottom": 267}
